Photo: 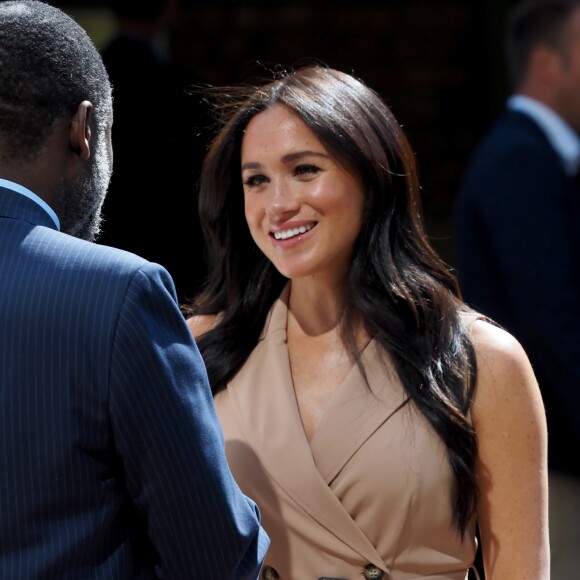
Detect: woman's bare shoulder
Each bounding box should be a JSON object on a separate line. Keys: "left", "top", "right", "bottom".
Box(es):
{"left": 186, "top": 313, "right": 219, "bottom": 339}
{"left": 463, "top": 317, "right": 549, "bottom": 577}
{"left": 467, "top": 316, "right": 529, "bottom": 373}
{"left": 466, "top": 315, "right": 545, "bottom": 430}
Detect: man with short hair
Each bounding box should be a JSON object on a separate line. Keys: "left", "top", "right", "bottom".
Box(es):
{"left": 0, "top": 2, "right": 269, "bottom": 577}
{"left": 454, "top": 0, "right": 580, "bottom": 577}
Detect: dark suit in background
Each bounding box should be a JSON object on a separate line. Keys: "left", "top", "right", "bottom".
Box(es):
{"left": 455, "top": 107, "right": 580, "bottom": 478}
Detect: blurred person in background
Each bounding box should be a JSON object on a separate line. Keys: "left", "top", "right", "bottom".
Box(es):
{"left": 454, "top": 1, "right": 580, "bottom": 577}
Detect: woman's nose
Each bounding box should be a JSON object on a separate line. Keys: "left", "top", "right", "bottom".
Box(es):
{"left": 267, "top": 179, "right": 300, "bottom": 218}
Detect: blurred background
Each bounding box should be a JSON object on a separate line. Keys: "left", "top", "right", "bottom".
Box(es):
{"left": 52, "top": 0, "right": 518, "bottom": 300}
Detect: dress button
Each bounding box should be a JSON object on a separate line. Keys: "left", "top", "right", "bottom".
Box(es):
{"left": 261, "top": 565, "right": 280, "bottom": 579}
{"left": 363, "top": 563, "right": 384, "bottom": 579}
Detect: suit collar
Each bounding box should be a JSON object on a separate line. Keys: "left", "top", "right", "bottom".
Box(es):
{"left": 0, "top": 185, "right": 59, "bottom": 230}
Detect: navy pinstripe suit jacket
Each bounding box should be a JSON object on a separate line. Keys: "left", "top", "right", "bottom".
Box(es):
{"left": 0, "top": 185, "right": 269, "bottom": 578}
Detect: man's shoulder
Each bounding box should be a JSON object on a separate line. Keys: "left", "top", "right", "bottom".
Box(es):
{"left": 21, "top": 228, "right": 161, "bottom": 294}
{"left": 474, "top": 109, "right": 550, "bottom": 156}
{"left": 46, "top": 230, "right": 150, "bottom": 273}
{"left": 460, "top": 109, "right": 561, "bottom": 188}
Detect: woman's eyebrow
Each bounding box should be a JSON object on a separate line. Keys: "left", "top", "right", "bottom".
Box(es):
{"left": 241, "top": 150, "right": 329, "bottom": 171}
{"left": 281, "top": 150, "right": 329, "bottom": 163}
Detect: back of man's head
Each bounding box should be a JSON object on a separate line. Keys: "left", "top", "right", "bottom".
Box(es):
{"left": 0, "top": 0, "right": 112, "bottom": 164}
{"left": 506, "top": 0, "right": 580, "bottom": 89}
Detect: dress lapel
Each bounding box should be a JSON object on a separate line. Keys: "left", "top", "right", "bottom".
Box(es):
{"left": 310, "top": 340, "right": 409, "bottom": 484}
{"left": 228, "top": 286, "right": 398, "bottom": 571}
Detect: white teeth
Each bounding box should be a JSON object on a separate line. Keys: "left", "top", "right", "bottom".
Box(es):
{"left": 273, "top": 223, "right": 315, "bottom": 240}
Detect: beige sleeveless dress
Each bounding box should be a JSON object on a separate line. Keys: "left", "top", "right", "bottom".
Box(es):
{"left": 214, "top": 286, "right": 478, "bottom": 579}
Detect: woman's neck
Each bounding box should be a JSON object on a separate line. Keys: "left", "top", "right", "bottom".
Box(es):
{"left": 287, "top": 278, "right": 345, "bottom": 337}
{"left": 286, "top": 278, "right": 370, "bottom": 348}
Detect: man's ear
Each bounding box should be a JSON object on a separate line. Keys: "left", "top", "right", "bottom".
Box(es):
{"left": 532, "top": 44, "right": 563, "bottom": 84}
{"left": 69, "top": 100, "right": 93, "bottom": 160}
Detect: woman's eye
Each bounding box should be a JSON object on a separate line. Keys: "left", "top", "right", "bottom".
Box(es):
{"left": 294, "top": 164, "right": 320, "bottom": 178}
{"left": 243, "top": 174, "right": 268, "bottom": 187}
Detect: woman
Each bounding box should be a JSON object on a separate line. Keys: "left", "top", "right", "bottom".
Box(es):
{"left": 185, "top": 65, "right": 549, "bottom": 579}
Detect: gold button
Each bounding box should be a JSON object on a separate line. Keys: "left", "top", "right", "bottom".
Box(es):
{"left": 363, "top": 563, "right": 384, "bottom": 579}
{"left": 262, "top": 566, "right": 280, "bottom": 580}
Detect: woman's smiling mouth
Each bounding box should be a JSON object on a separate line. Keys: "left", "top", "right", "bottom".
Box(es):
{"left": 272, "top": 222, "right": 316, "bottom": 240}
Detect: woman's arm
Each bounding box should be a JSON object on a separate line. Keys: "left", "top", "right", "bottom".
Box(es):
{"left": 470, "top": 319, "right": 549, "bottom": 579}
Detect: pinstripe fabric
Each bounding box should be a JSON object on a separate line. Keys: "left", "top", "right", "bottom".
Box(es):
{"left": 0, "top": 186, "right": 269, "bottom": 579}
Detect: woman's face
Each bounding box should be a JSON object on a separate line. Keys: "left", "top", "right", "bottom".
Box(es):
{"left": 241, "top": 104, "right": 365, "bottom": 283}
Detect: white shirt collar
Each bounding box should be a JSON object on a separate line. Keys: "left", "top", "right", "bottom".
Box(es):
{"left": 0, "top": 178, "right": 60, "bottom": 229}
{"left": 508, "top": 94, "right": 580, "bottom": 176}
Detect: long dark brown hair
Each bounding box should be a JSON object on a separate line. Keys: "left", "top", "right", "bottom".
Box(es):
{"left": 186, "top": 65, "right": 478, "bottom": 537}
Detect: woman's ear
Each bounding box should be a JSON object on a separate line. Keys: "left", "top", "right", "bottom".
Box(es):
{"left": 69, "top": 100, "right": 93, "bottom": 160}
